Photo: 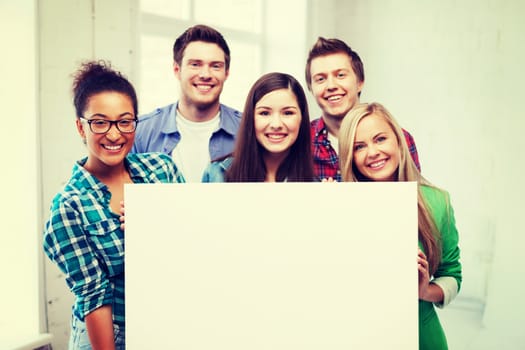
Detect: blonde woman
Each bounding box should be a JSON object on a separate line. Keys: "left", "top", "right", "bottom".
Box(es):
{"left": 339, "top": 102, "right": 461, "bottom": 350}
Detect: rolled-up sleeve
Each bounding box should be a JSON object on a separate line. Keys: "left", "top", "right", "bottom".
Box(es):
{"left": 43, "top": 199, "right": 113, "bottom": 319}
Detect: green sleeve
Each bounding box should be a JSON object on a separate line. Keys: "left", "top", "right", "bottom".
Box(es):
{"left": 422, "top": 186, "right": 463, "bottom": 291}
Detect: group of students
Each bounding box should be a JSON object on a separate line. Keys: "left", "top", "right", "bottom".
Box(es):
{"left": 43, "top": 24, "right": 461, "bottom": 350}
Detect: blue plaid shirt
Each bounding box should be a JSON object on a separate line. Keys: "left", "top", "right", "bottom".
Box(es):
{"left": 43, "top": 152, "right": 183, "bottom": 333}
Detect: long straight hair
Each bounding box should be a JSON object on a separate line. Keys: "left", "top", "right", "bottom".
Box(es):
{"left": 339, "top": 102, "right": 442, "bottom": 274}
{"left": 226, "top": 72, "right": 314, "bottom": 182}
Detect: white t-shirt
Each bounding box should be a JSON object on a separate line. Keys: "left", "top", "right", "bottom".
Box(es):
{"left": 328, "top": 131, "right": 339, "bottom": 155}
{"left": 172, "top": 111, "right": 220, "bottom": 182}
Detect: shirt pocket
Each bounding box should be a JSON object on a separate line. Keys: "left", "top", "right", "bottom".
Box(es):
{"left": 85, "top": 218, "right": 124, "bottom": 277}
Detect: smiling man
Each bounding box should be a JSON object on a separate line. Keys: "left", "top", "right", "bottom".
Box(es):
{"left": 133, "top": 25, "right": 241, "bottom": 182}
{"left": 305, "top": 37, "right": 421, "bottom": 181}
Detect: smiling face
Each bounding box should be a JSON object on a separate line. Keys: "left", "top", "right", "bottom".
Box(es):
{"left": 254, "top": 88, "right": 302, "bottom": 159}
{"left": 174, "top": 41, "right": 229, "bottom": 112}
{"left": 76, "top": 91, "right": 135, "bottom": 174}
{"left": 309, "top": 52, "right": 363, "bottom": 120}
{"left": 352, "top": 113, "right": 400, "bottom": 181}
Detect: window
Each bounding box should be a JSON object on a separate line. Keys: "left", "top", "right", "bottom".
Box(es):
{"left": 138, "top": 0, "right": 307, "bottom": 113}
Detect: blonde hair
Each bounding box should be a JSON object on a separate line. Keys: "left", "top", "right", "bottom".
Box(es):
{"left": 339, "top": 103, "right": 442, "bottom": 273}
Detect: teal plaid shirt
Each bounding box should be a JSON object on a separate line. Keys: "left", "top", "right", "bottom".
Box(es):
{"left": 43, "top": 152, "right": 183, "bottom": 332}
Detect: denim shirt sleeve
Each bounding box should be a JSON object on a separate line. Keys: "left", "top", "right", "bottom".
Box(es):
{"left": 202, "top": 157, "right": 233, "bottom": 182}
{"left": 202, "top": 162, "right": 226, "bottom": 182}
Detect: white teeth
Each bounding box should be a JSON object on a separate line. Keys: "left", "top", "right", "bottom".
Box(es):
{"left": 267, "top": 134, "right": 285, "bottom": 140}
{"left": 327, "top": 95, "right": 342, "bottom": 101}
{"left": 104, "top": 145, "right": 122, "bottom": 151}
{"left": 369, "top": 160, "right": 386, "bottom": 169}
{"left": 196, "top": 85, "right": 212, "bottom": 91}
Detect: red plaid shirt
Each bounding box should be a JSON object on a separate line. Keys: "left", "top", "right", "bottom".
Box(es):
{"left": 311, "top": 117, "right": 421, "bottom": 181}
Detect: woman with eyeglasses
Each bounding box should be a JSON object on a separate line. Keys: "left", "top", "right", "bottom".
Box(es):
{"left": 43, "top": 60, "right": 183, "bottom": 350}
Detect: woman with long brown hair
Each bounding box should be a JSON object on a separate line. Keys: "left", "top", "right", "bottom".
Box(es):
{"left": 202, "top": 72, "right": 314, "bottom": 182}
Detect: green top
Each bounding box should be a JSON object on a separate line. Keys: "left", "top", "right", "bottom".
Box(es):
{"left": 418, "top": 185, "right": 462, "bottom": 350}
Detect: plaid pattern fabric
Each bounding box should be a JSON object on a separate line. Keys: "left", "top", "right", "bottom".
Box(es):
{"left": 43, "top": 152, "right": 182, "bottom": 331}
{"left": 310, "top": 117, "right": 421, "bottom": 181}
{"left": 402, "top": 129, "right": 421, "bottom": 172}
{"left": 311, "top": 118, "right": 342, "bottom": 181}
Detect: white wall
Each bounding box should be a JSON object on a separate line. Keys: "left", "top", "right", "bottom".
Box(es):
{"left": 480, "top": 1, "right": 525, "bottom": 343}
{"left": 34, "top": 0, "right": 525, "bottom": 348}
{"left": 0, "top": 0, "right": 50, "bottom": 348}
{"left": 39, "top": 1, "right": 138, "bottom": 348}
{"left": 305, "top": 0, "right": 337, "bottom": 118}
{"left": 333, "top": 0, "right": 525, "bottom": 345}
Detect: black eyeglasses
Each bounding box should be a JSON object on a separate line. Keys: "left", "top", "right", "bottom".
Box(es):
{"left": 80, "top": 117, "right": 138, "bottom": 134}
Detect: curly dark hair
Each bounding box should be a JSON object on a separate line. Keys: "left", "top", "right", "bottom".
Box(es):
{"left": 72, "top": 60, "right": 138, "bottom": 118}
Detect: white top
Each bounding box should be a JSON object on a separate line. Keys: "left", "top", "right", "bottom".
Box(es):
{"left": 328, "top": 131, "right": 339, "bottom": 155}
{"left": 172, "top": 110, "right": 220, "bottom": 182}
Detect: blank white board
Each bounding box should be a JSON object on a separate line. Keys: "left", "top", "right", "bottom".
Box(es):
{"left": 125, "top": 182, "right": 418, "bottom": 349}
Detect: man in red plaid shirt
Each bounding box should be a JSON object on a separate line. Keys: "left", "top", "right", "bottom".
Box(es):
{"left": 305, "top": 37, "right": 421, "bottom": 181}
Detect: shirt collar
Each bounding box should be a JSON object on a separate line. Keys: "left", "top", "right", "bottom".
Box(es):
{"left": 162, "top": 102, "right": 237, "bottom": 136}
{"left": 218, "top": 104, "right": 239, "bottom": 136}
{"left": 71, "top": 158, "right": 109, "bottom": 200}
{"left": 160, "top": 103, "right": 179, "bottom": 134}
{"left": 312, "top": 117, "right": 329, "bottom": 141}
{"left": 73, "top": 155, "right": 147, "bottom": 189}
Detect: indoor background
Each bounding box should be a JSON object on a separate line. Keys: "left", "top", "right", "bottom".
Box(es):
{"left": 1, "top": 0, "right": 524, "bottom": 349}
